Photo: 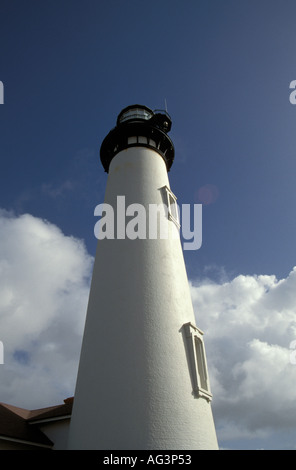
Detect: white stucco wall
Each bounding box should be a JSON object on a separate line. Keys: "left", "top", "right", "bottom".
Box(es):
{"left": 39, "top": 419, "right": 70, "bottom": 450}
{"left": 68, "top": 147, "right": 218, "bottom": 450}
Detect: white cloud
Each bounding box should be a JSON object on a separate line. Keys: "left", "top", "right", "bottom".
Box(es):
{"left": 0, "top": 209, "right": 93, "bottom": 408}
{"left": 0, "top": 208, "right": 295, "bottom": 448}
{"left": 41, "top": 180, "right": 76, "bottom": 199}
{"left": 190, "top": 268, "right": 296, "bottom": 447}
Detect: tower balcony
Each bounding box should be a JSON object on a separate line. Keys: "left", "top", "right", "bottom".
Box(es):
{"left": 100, "top": 104, "right": 174, "bottom": 173}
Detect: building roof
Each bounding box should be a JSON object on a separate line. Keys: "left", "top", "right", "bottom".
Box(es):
{"left": 28, "top": 396, "right": 73, "bottom": 423}
{"left": 0, "top": 397, "right": 73, "bottom": 448}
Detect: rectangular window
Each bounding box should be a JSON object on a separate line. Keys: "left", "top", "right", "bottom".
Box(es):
{"left": 194, "top": 336, "right": 209, "bottom": 392}
{"left": 128, "top": 136, "right": 137, "bottom": 145}
{"left": 183, "top": 322, "right": 212, "bottom": 401}
{"left": 163, "top": 185, "right": 180, "bottom": 228}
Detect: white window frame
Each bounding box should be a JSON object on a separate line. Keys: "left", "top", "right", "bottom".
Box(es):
{"left": 183, "top": 322, "right": 212, "bottom": 401}
{"left": 163, "top": 185, "right": 180, "bottom": 228}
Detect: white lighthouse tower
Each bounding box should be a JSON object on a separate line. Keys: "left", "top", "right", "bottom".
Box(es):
{"left": 67, "top": 105, "right": 218, "bottom": 450}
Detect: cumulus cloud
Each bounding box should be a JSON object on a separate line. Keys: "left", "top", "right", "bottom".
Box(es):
{"left": 0, "top": 209, "right": 93, "bottom": 409}
{"left": 0, "top": 208, "right": 296, "bottom": 448}
{"left": 190, "top": 269, "right": 296, "bottom": 448}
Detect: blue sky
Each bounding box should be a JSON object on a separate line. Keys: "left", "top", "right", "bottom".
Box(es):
{"left": 1, "top": 0, "right": 296, "bottom": 280}
{"left": 1, "top": 0, "right": 296, "bottom": 450}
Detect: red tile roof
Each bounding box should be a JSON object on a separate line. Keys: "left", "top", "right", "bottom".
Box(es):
{"left": 0, "top": 404, "right": 53, "bottom": 447}
{"left": 0, "top": 397, "right": 73, "bottom": 448}
{"left": 28, "top": 396, "right": 73, "bottom": 423}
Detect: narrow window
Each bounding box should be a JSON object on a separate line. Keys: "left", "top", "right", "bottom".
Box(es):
{"left": 194, "top": 337, "right": 209, "bottom": 392}
{"left": 183, "top": 322, "right": 212, "bottom": 401}
{"left": 163, "top": 186, "right": 180, "bottom": 228}
{"left": 128, "top": 136, "right": 137, "bottom": 145}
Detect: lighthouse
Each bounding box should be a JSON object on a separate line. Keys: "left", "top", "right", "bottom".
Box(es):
{"left": 67, "top": 105, "right": 218, "bottom": 450}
